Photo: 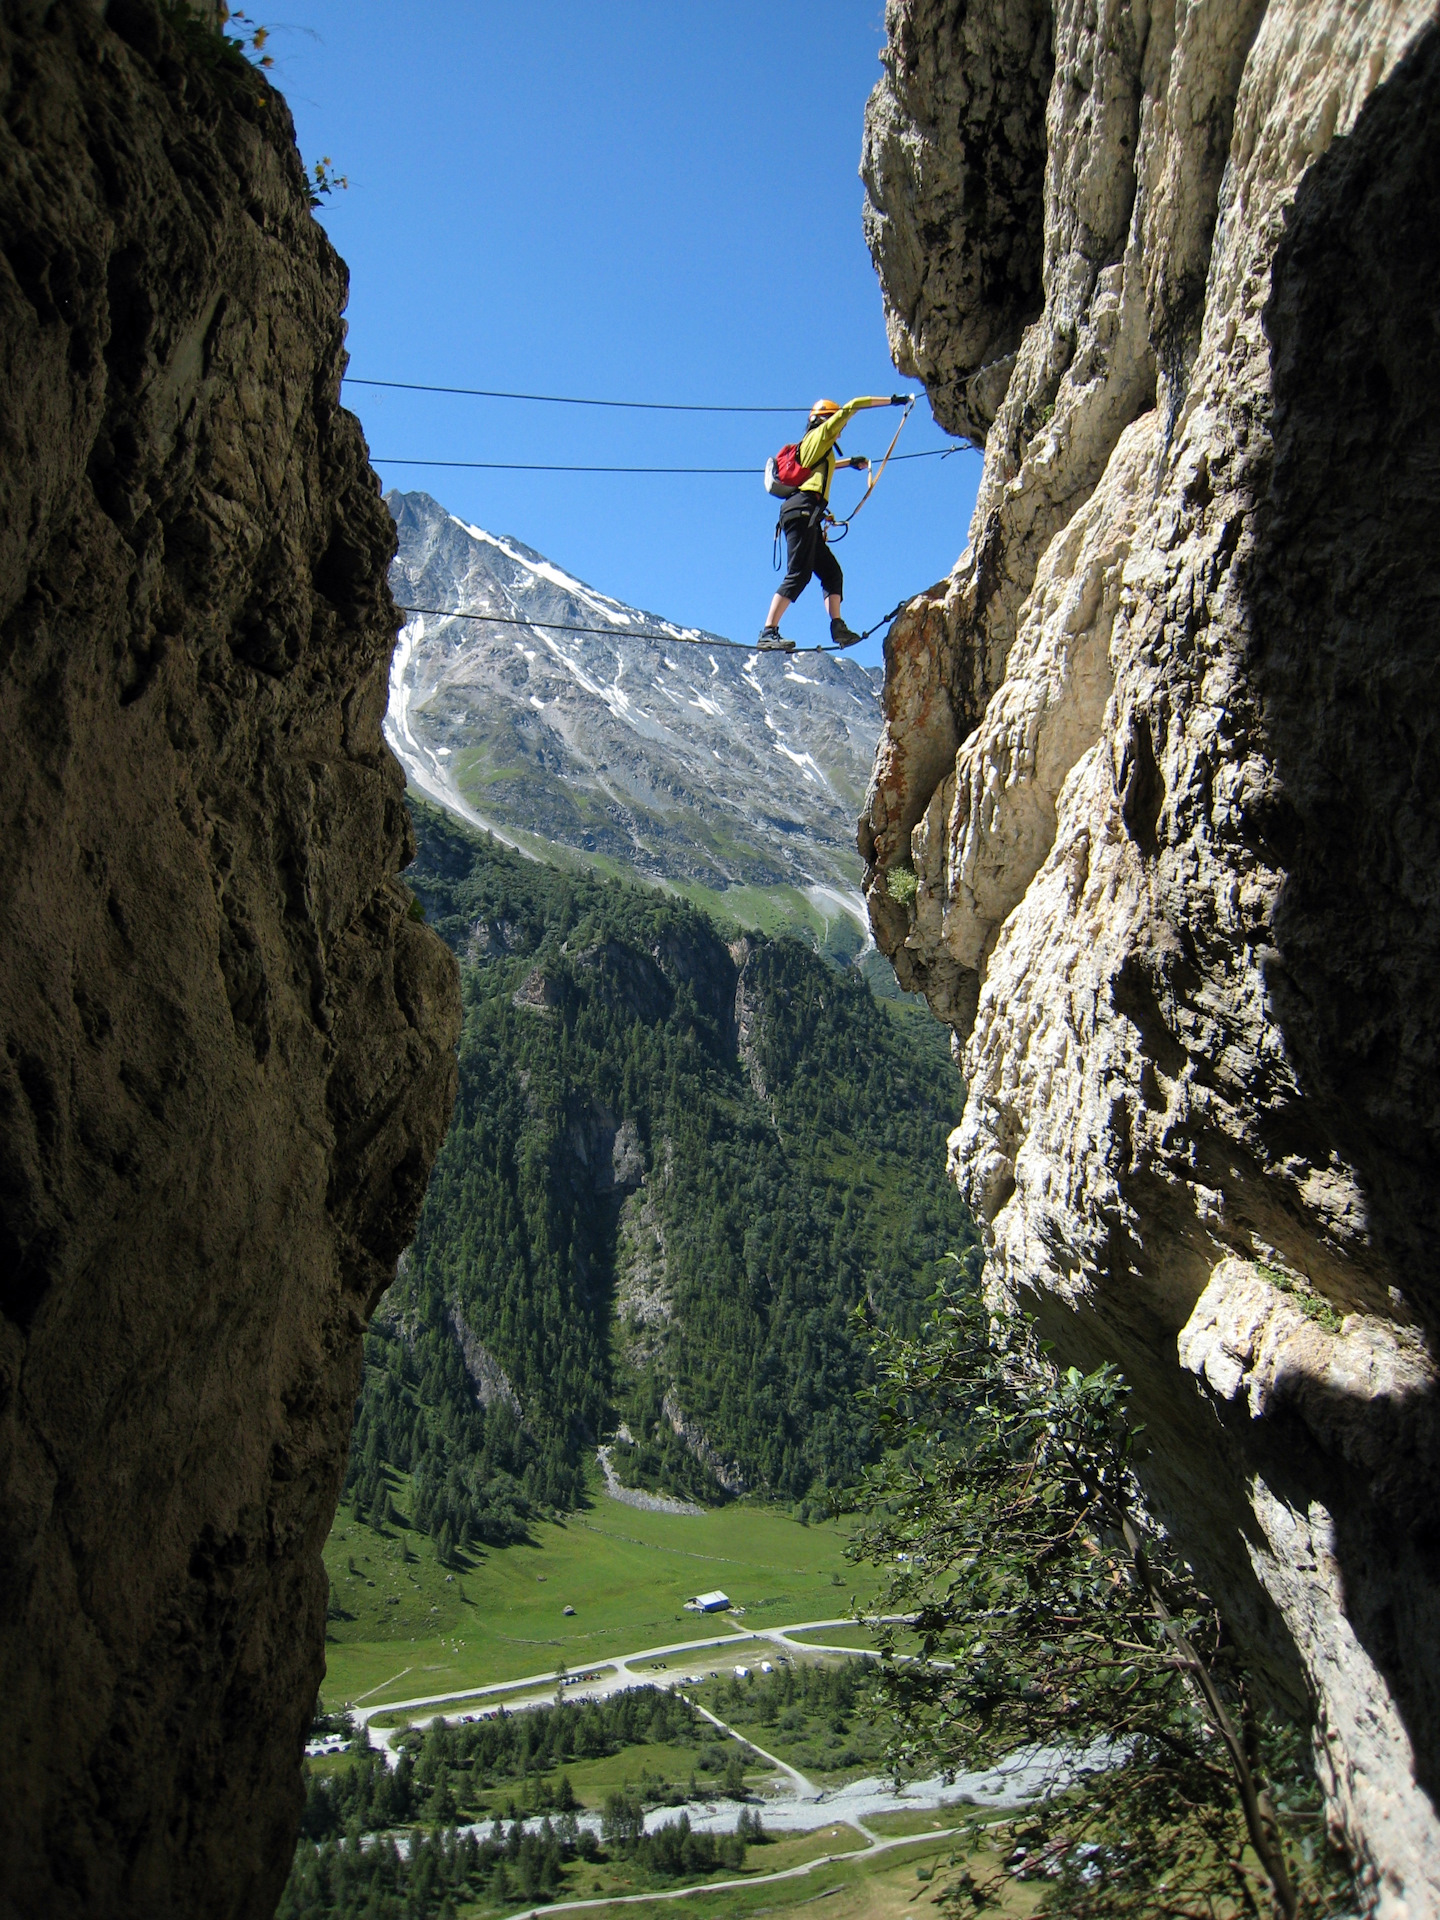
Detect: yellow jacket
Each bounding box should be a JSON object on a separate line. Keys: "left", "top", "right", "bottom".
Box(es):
{"left": 796, "top": 398, "right": 890, "bottom": 501}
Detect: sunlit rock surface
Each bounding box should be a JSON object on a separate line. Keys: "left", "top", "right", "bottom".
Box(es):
{"left": 861, "top": 3, "right": 1440, "bottom": 1910}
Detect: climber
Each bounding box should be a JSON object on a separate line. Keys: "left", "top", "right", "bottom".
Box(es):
{"left": 758, "top": 394, "right": 908, "bottom": 652}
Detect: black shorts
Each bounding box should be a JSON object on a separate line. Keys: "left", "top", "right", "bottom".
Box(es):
{"left": 777, "top": 494, "right": 843, "bottom": 602}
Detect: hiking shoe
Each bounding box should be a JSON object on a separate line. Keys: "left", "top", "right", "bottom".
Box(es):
{"left": 757, "top": 627, "right": 796, "bottom": 653}
{"left": 829, "top": 617, "right": 862, "bottom": 648}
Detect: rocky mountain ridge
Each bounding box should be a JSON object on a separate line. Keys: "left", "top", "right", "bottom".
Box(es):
{"left": 860, "top": 4, "right": 1440, "bottom": 1911}
{"left": 383, "top": 490, "right": 882, "bottom": 950}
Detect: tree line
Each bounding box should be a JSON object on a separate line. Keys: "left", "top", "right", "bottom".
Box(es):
{"left": 279, "top": 1808, "right": 762, "bottom": 1920}
{"left": 299, "top": 1689, "right": 722, "bottom": 1848}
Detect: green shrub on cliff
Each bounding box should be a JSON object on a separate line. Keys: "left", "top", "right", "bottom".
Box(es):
{"left": 852, "top": 1287, "right": 1357, "bottom": 1918}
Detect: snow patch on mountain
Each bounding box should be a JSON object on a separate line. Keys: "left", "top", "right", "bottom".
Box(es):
{"left": 383, "top": 491, "right": 882, "bottom": 914}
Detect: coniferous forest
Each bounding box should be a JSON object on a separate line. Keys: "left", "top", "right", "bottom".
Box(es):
{"left": 342, "top": 801, "right": 976, "bottom": 1542}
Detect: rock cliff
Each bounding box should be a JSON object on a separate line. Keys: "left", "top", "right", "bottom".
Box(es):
{"left": 861, "top": 3, "right": 1440, "bottom": 1912}
{"left": 0, "top": 6, "right": 459, "bottom": 1917}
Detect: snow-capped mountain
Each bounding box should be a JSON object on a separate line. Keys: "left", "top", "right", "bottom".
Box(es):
{"left": 383, "top": 492, "right": 882, "bottom": 926}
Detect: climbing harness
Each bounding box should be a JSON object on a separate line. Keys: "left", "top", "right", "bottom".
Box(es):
{"left": 771, "top": 485, "right": 829, "bottom": 573}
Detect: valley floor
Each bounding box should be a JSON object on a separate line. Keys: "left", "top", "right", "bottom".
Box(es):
{"left": 302, "top": 1416, "right": 1071, "bottom": 1918}
{"left": 321, "top": 1477, "right": 881, "bottom": 1711}
{"left": 296, "top": 1483, "right": 1092, "bottom": 1920}
{"left": 483, "top": 1823, "right": 1043, "bottom": 1920}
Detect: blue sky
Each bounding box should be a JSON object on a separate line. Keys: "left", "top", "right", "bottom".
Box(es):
{"left": 265, "top": 2, "right": 981, "bottom": 667}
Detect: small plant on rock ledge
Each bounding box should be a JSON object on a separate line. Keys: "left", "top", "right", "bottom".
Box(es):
{"left": 849, "top": 1280, "right": 1357, "bottom": 1919}
{"left": 307, "top": 155, "right": 350, "bottom": 205}
{"left": 221, "top": 7, "right": 273, "bottom": 66}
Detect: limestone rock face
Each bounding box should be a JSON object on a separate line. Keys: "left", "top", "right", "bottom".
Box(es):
{"left": 861, "top": 3, "right": 1440, "bottom": 1910}
{"left": 0, "top": 7, "right": 460, "bottom": 1917}
{"left": 862, "top": 0, "right": 1054, "bottom": 443}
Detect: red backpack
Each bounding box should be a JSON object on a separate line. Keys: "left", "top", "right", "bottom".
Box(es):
{"left": 764, "top": 441, "right": 816, "bottom": 498}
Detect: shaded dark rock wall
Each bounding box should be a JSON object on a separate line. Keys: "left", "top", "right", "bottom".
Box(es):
{"left": 0, "top": 6, "right": 459, "bottom": 1916}
{"left": 1251, "top": 30, "right": 1440, "bottom": 1326}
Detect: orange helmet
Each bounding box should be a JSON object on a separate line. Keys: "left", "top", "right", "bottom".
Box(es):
{"left": 809, "top": 398, "right": 841, "bottom": 419}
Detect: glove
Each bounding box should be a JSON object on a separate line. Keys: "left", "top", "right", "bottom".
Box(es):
{"left": 853, "top": 455, "right": 870, "bottom": 469}
{"left": 891, "top": 393, "right": 913, "bottom": 405}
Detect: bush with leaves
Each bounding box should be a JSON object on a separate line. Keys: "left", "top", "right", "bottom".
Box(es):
{"left": 851, "top": 1285, "right": 1356, "bottom": 1919}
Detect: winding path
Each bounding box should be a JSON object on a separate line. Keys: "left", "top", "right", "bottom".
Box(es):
{"left": 685, "top": 1695, "right": 819, "bottom": 1803}
{"left": 495, "top": 1822, "right": 968, "bottom": 1919}
{"left": 349, "top": 1617, "right": 880, "bottom": 1740}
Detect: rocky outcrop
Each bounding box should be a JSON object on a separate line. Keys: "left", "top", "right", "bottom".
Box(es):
{"left": 0, "top": 7, "right": 459, "bottom": 1918}
{"left": 862, "top": 0, "right": 1054, "bottom": 444}
{"left": 563, "top": 1105, "right": 645, "bottom": 1197}
{"left": 445, "top": 1308, "right": 524, "bottom": 1419}
{"left": 861, "top": 3, "right": 1440, "bottom": 1911}
{"left": 730, "top": 937, "right": 770, "bottom": 1100}
{"left": 661, "top": 1389, "right": 748, "bottom": 1497}
{"left": 616, "top": 1150, "right": 671, "bottom": 1364}
{"left": 568, "top": 939, "right": 673, "bottom": 1026}
{"left": 513, "top": 965, "right": 562, "bottom": 1014}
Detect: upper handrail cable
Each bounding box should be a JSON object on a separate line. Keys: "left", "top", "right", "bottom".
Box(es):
{"left": 372, "top": 447, "right": 957, "bottom": 475}
{"left": 345, "top": 377, "right": 805, "bottom": 413}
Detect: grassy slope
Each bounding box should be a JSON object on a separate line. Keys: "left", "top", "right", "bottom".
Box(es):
{"left": 413, "top": 785, "right": 912, "bottom": 980}
{"left": 515, "top": 1829, "right": 1042, "bottom": 1920}
{"left": 321, "top": 1473, "right": 879, "bottom": 1709}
